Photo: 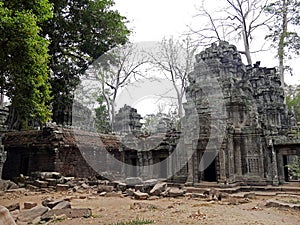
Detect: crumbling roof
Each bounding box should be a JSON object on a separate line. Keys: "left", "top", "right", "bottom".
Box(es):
{"left": 2, "top": 126, "right": 120, "bottom": 151}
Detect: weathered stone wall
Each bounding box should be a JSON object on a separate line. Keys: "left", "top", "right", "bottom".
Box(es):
{"left": 185, "top": 41, "right": 293, "bottom": 185}
{"left": 2, "top": 127, "right": 121, "bottom": 179}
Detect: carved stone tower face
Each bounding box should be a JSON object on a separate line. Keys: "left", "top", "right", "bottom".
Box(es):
{"left": 184, "top": 41, "right": 290, "bottom": 184}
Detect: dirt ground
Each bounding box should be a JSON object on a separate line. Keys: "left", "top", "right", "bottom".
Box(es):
{"left": 1, "top": 190, "right": 300, "bottom": 225}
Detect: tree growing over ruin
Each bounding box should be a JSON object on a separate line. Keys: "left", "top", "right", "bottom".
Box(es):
{"left": 191, "top": 0, "right": 272, "bottom": 65}
{"left": 149, "top": 36, "right": 197, "bottom": 118}
{"left": 0, "top": 0, "right": 53, "bottom": 130}
{"left": 89, "top": 43, "right": 148, "bottom": 131}
{"left": 265, "top": 0, "right": 300, "bottom": 85}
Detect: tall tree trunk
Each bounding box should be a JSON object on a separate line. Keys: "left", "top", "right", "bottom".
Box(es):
{"left": 242, "top": 29, "right": 252, "bottom": 65}
{"left": 278, "top": 0, "right": 287, "bottom": 87}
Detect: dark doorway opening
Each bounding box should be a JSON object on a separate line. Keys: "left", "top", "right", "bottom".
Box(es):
{"left": 159, "top": 158, "right": 167, "bottom": 178}
{"left": 203, "top": 158, "right": 217, "bottom": 182}
{"left": 130, "top": 158, "right": 137, "bottom": 177}
{"left": 283, "top": 155, "right": 289, "bottom": 182}
{"left": 20, "top": 155, "right": 29, "bottom": 176}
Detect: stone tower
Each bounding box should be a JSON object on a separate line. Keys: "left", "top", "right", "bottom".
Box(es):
{"left": 185, "top": 41, "right": 290, "bottom": 185}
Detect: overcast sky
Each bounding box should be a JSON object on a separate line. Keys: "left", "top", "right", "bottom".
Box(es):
{"left": 113, "top": 0, "right": 300, "bottom": 85}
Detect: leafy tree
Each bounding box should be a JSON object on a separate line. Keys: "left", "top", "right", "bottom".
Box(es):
{"left": 265, "top": 0, "right": 300, "bottom": 85}
{"left": 42, "top": 0, "right": 130, "bottom": 125}
{"left": 95, "top": 95, "right": 111, "bottom": 133}
{"left": 286, "top": 156, "right": 300, "bottom": 178}
{"left": 286, "top": 84, "right": 300, "bottom": 121}
{"left": 0, "top": 0, "right": 53, "bottom": 129}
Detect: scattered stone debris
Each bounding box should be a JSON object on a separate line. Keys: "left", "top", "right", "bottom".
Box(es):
{"left": 41, "top": 208, "right": 92, "bottom": 220}
{"left": 130, "top": 202, "right": 159, "bottom": 210}
{"left": 17, "top": 205, "right": 49, "bottom": 224}
{"left": 134, "top": 190, "right": 149, "bottom": 200}
{"left": 23, "top": 202, "right": 37, "bottom": 210}
{"left": 188, "top": 209, "right": 207, "bottom": 220}
{"left": 0, "top": 180, "right": 18, "bottom": 191}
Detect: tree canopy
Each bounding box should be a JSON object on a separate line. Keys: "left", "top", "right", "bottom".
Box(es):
{"left": 0, "top": 0, "right": 53, "bottom": 129}
{"left": 0, "top": 0, "right": 130, "bottom": 129}
{"left": 42, "top": 0, "right": 130, "bottom": 125}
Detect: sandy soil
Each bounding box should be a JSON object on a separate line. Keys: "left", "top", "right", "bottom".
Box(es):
{"left": 1, "top": 190, "right": 300, "bottom": 225}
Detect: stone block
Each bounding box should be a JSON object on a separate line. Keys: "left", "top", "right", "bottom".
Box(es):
{"left": 150, "top": 182, "right": 167, "bottom": 196}
{"left": 46, "top": 199, "right": 65, "bottom": 209}
{"left": 34, "top": 180, "right": 48, "bottom": 188}
{"left": 17, "top": 206, "right": 48, "bottom": 223}
{"left": 5, "top": 203, "right": 20, "bottom": 212}
{"left": 24, "top": 202, "right": 38, "bottom": 210}
{"left": 52, "top": 201, "right": 71, "bottom": 210}
{"left": 133, "top": 190, "right": 149, "bottom": 200}
{"left": 168, "top": 187, "right": 186, "bottom": 197}
{"left": 56, "top": 184, "right": 69, "bottom": 192}
{"left": 125, "top": 177, "right": 143, "bottom": 186}
{"left": 97, "top": 185, "right": 114, "bottom": 193}
{"left": 45, "top": 178, "right": 57, "bottom": 187}
{"left": 41, "top": 208, "right": 92, "bottom": 220}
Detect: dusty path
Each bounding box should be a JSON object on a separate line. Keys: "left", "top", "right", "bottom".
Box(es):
{"left": 1, "top": 190, "right": 300, "bottom": 225}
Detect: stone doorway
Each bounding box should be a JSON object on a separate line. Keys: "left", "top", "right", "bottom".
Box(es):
{"left": 283, "top": 155, "right": 289, "bottom": 182}
{"left": 130, "top": 158, "right": 137, "bottom": 177}
{"left": 20, "top": 155, "right": 29, "bottom": 176}
{"left": 159, "top": 158, "right": 167, "bottom": 178}
{"left": 203, "top": 158, "right": 217, "bottom": 182}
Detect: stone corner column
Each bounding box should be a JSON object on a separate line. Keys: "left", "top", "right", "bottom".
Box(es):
{"left": 0, "top": 135, "right": 7, "bottom": 180}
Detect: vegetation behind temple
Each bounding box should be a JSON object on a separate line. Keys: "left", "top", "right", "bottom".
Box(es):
{"left": 0, "top": 0, "right": 130, "bottom": 130}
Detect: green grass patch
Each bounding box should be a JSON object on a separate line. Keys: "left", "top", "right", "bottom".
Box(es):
{"left": 109, "top": 218, "right": 155, "bottom": 225}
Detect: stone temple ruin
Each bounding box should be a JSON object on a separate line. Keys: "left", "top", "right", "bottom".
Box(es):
{"left": 1, "top": 42, "right": 300, "bottom": 186}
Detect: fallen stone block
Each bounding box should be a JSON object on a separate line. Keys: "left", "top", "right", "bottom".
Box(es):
{"left": 97, "top": 185, "right": 114, "bottom": 193}
{"left": 0, "top": 205, "right": 17, "bottom": 225}
{"left": 116, "top": 182, "right": 127, "bottom": 192}
{"left": 0, "top": 180, "right": 18, "bottom": 191}
{"left": 26, "top": 184, "right": 39, "bottom": 191}
{"left": 52, "top": 201, "right": 71, "bottom": 210}
{"left": 46, "top": 199, "right": 65, "bottom": 209}
{"left": 150, "top": 182, "right": 167, "bottom": 196}
{"left": 125, "top": 177, "right": 143, "bottom": 186}
{"left": 125, "top": 188, "right": 135, "bottom": 197}
{"left": 56, "top": 184, "right": 69, "bottom": 192}
{"left": 41, "top": 208, "right": 92, "bottom": 220}
{"left": 168, "top": 187, "right": 186, "bottom": 197}
{"left": 81, "top": 183, "right": 90, "bottom": 189}
{"left": 134, "top": 190, "right": 149, "bottom": 200}
{"left": 17, "top": 206, "right": 48, "bottom": 223}
{"left": 99, "top": 191, "right": 107, "bottom": 196}
{"left": 45, "top": 178, "right": 57, "bottom": 187}
{"left": 5, "top": 203, "right": 20, "bottom": 212}
{"left": 40, "top": 172, "right": 62, "bottom": 180}
{"left": 24, "top": 202, "right": 38, "bottom": 210}
{"left": 144, "top": 179, "right": 159, "bottom": 186}
{"left": 34, "top": 180, "right": 48, "bottom": 188}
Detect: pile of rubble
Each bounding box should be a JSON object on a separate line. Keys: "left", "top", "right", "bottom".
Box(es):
{"left": 4, "top": 172, "right": 188, "bottom": 199}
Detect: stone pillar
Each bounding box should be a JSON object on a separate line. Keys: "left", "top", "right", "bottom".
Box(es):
{"left": 276, "top": 152, "right": 284, "bottom": 184}
{"left": 137, "top": 151, "right": 143, "bottom": 177}
{"left": 0, "top": 135, "right": 6, "bottom": 180}
{"left": 271, "top": 146, "right": 279, "bottom": 185}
